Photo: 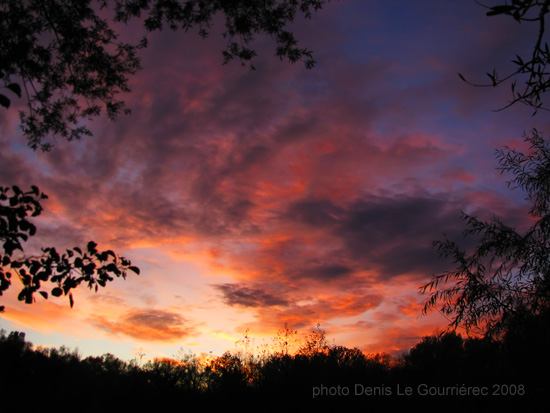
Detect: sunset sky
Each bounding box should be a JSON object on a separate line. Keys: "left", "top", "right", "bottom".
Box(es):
{"left": 1, "top": 0, "right": 549, "bottom": 362}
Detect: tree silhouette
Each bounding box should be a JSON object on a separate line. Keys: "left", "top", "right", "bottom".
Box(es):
{"left": 424, "top": 1, "right": 550, "bottom": 337}
{"left": 0, "top": 185, "right": 139, "bottom": 312}
{"left": 2, "top": 324, "right": 546, "bottom": 411}
{"left": 462, "top": 1, "right": 550, "bottom": 113}
{"left": 404, "top": 331, "right": 465, "bottom": 383}
{"left": 422, "top": 130, "right": 550, "bottom": 335}
{"left": 0, "top": 0, "right": 332, "bottom": 151}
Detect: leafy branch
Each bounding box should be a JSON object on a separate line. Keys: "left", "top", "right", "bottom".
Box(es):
{"left": 0, "top": 185, "right": 139, "bottom": 312}
{"left": 461, "top": 0, "right": 550, "bottom": 114}
{"left": 1, "top": 0, "right": 330, "bottom": 150}
{"left": 422, "top": 130, "right": 550, "bottom": 335}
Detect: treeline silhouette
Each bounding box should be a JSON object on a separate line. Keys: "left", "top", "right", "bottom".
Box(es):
{"left": 1, "top": 319, "right": 548, "bottom": 412}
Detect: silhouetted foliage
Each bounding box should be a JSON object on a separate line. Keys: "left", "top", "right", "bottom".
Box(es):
{"left": 297, "top": 322, "right": 330, "bottom": 356}
{"left": 404, "top": 331, "right": 467, "bottom": 383}
{"left": 0, "top": 0, "right": 332, "bottom": 150}
{"left": 464, "top": 0, "right": 550, "bottom": 113}
{"left": 422, "top": 130, "right": 550, "bottom": 335}
{"left": 1, "top": 326, "right": 546, "bottom": 411}
{"left": 0, "top": 185, "right": 139, "bottom": 312}
{"left": 271, "top": 322, "right": 299, "bottom": 356}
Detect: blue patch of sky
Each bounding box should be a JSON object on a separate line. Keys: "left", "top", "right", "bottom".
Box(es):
{"left": 335, "top": 1, "right": 482, "bottom": 61}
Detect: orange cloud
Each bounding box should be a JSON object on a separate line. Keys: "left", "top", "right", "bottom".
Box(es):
{"left": 90, "top": 309, "right": 198, "bottom": 342}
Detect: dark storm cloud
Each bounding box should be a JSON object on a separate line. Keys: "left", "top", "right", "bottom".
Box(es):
{"left": 281, "top": 194, "right": 468, "bottom": 281}
{"left": 340, "top": 196, "right": 449, "bottom": 242}
{"left": 237, "top": 291, "right": 385, "bottom": 333}
{"left": 214, "top": 283, "right": 289, "bottom": 308}
{"left": 285, "top": 198, "right": 344, "bottom": 227}
{"left": 371, "top": 243, "right": 450, "bottom": 279}
{"left": 303, "top": 264, "right": 353, "bottom": 280}
{"left": 265, "top": 258, "right": 355, "bottom": 283}
{"left": 337, "top": 195, "right": 468, "bottom": 279}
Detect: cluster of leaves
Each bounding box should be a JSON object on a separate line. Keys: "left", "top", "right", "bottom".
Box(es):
{"left": 0, "top": 185, "right": 139, "bottom": 312}
{"left": 0, "top": 185, "right": 45, "bottom": 257}
{"left": 422, "top": 130, "right": 550, "bottom": 335}
{"left": 0, "top": 81, "right": 21, "bottom": 110}
{"left": 0, "top": 0, "right": 143, "bottom": 151}
{"left": 1, "top": 0, "right": 331, "bottom": 150}
{"left": 111, "top": 0, "right": 328, "bottom": 68}
{"left": 463, "top": 0, "right": 550, "bottom": 113}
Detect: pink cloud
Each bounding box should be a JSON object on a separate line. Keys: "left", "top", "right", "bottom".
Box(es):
{"left": 91, "top": 308, "right": 198, "bottom": 342}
